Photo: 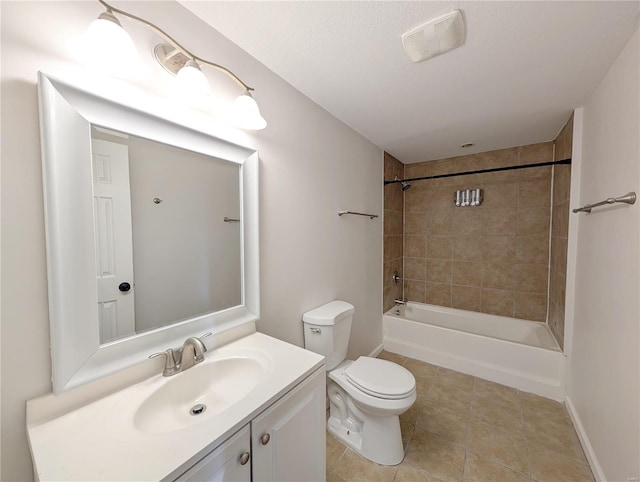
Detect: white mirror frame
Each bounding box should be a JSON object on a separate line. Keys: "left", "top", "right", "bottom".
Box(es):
{"left": 38, "top": 73, "right": 259, "bottom": 394}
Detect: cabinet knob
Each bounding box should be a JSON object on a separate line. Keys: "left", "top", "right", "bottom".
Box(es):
{"left": 239, "top": 452, "right": 251, "bottom": 465}
{"left": 260, "top": 433, "right": 270, "bottom": 445}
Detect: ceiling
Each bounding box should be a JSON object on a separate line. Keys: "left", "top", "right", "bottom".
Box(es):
{"left": 181, "top": 1, "right": 639, "bottom": 163}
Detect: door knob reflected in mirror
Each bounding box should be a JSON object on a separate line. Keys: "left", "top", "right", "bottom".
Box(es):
{"left": 118, "top": 282, "right": 131, "bottom": 292}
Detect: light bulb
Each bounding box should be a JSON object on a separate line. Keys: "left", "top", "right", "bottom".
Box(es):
{"left": 231, "top": 91, "right": 267, "bottom": 130}
{"left": 83, "top": 11, "right": 141, "bottom": 76}
{"left": 171, "top": 60, "right": 211, "bottom": 105}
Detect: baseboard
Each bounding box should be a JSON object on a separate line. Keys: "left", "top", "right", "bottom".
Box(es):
{"left": 565, "top": 396, "right": 605, "bottom": 482}
{"left": 368, "top": 343, "right": 384, "bottom": 358}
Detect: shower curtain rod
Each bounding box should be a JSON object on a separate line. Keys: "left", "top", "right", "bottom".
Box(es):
{"left": 384, "top": 158, "right": 571, "bottom": 185}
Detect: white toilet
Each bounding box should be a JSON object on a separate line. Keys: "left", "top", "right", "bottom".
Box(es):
{"left": 302, "top": 300, "right": 416, "bottom": 465}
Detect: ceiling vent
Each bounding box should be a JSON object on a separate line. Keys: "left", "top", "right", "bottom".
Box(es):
{"left": 402, "top": 10, "right": 465, "bottom": 63}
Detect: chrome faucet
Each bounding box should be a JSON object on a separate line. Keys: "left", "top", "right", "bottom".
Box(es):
{"left": 149, "top": 333, "right": 211, "bottom": 376}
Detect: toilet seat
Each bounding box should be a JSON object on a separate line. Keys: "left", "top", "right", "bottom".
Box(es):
{"left": 344, "top": 357, "right": 415, "bottom": 400}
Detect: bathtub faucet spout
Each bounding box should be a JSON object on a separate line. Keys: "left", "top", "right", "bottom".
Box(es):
{"left": 394, "top": 299, "right": 407, "bottom": 305}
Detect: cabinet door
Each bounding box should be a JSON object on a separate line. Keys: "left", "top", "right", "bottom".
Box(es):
{"left": 251, "top": 369, "right": 326, "bottom": 482}
{"left": 175, "top": 425, "right": 251, "bottom": 482}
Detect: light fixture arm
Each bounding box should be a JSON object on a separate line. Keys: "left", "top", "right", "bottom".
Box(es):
{"left": 97, "top": 0, "right": 254, "bottom": 92}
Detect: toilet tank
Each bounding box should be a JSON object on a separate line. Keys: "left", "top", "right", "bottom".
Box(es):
{"left": 302, "top": 300, "right": 354, "bottom": 370}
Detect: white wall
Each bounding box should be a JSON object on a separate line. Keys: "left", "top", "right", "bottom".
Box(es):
{"left": 568, "top": 26, "right": 639, "bottom": 482}
{"left": 0, "top": 2, "right": 382, "bottom": 480}
{"left": 126, "top": 134, "right": 242, "bottom": 332}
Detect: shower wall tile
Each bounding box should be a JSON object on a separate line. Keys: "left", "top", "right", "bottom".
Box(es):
{"left": 384, "top": 185, "right": 402, "bottom": 212}
{"left": 481, "top": 288, "right": 515, "bottom": 317}
{"left": 427, "top": 236, "right": 453, "bottom": 259}
{"left": 405, "top": 279, "right": 426, "bottom": 304}
{"left": 550, "top": 236, "right": 568, "bottom": 278}
{"left": 519, "top": 179, "right": 552, "bottom": 207}
{"left": 477, "top": 147, "right": 519, "bottom": 182}
{"left": 405, "top": 188, "right": 428, "bottom": 212}
{"left": 482, "top": 236, "right": 516, "bottom": 264}
{"left": 519, "top": 143, "right": 554, "bottom": 165}
{"left": 453, "top": 210, "right": 484, "bottom": 235}
{"left": 384, "top": 258, "right": 403, "bottom": 311}
{"left": 482, "top": 263, "right": 516, "bottom": 291}
{"left": 452, "top": 285, "right": 482, "bottom": 311}
{"left": 428, "top": 158, "right": 466, "bottom": 188}
{"left": 554, "top": 117, "right": 573, "bottom": 161}
{"left": 384, "top": 209, "right": 403, "bottom": 235}
{"left": 405, "top": 257, "right": 426, "bottom": 282}
{"left": 427, "top": 259, "right": 452, "bottom": 283}
{"left": 427, "top": 212, "right": 453, "bottom": 235}
{"left": 552, "top": 201, "right": 570, "bottom": 238}
{"left": 384, "top": 283, "right": 403, "bottom": 312}
{"left": 483, "top": 182, "right": 518, "bottom": 208}
{"left": 517, "top": 207, "right": 551, "bottom": 235}
{"left": 453, "top": 236, "right": 483, "bottom": 261}
{"left": 425, "top": 187, "right": 456, "bottom": 212}
{"left": 405, "top": 235, "right": 427, "bottom": 258}
{"left": 405, "top": 212, "right": 428, "bottom": 235}
{"left": 383, "top": 152, "right": 405, "bottom": 312}
{"left": 548, "top": 114, "right": 573, "bottom": 349}
{"left": 384, "top": 258, "right": 403, "bottom": 288}
{"left": 404, "top": 161, "right": 430, "bottom": 180}
{"left": 518, "top": 165, "right": 552, "bottom": 180}
{"left": 483, "top": 209, "right": 517, "bottom": 236}
{"left": 515, "top": 264, "right": 548, "bottom": 294}
{"left": 548, "top": 302, "right": 565, "bottom": 343}
{"left": 553, "top": 165, "right": 571, "bottom": 202}
{"left": 384, "top": 235, "right": 404, "bottom": 261}
{"left": 514, "top": 292, "right": 548, "bottom": 321}
{"left": 516, "top": 235, "right": 549, "bottom": 265}
{"left": 452, "top": 261, "right": 482, "bottom": 287}
{"left": 426, "top": 282, "right": 452, "bottom": 306}
{"left": 400, "top": 142, "right": 556, "bottom": 322}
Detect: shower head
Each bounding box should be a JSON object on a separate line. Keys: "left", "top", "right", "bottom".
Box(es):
{"left": 395, "top": 176, "right": 411, "bottom": 191}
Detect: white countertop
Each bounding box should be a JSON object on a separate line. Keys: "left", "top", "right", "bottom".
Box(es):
{"left": 26, "top": 333, "right": 324, "bottom": 481}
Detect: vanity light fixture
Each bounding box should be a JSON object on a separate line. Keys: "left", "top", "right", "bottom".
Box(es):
{"left": 86, "top": 0, "right": 267, "bottom": 130}
{"left": 84, "top": 10, "right": 140, "bottom": 74}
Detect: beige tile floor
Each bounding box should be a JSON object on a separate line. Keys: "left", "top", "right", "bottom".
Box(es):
{"left": 326, "top": 351, "right": 594, "bottom": 482}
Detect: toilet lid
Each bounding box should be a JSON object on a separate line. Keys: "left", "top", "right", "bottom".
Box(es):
{"left": 345, "top": 357, "right": 415, "bottom": 400}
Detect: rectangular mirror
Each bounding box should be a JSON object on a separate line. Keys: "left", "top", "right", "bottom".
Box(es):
{"left": 90, "top": 126, "right": 242, "bottom": 344}
{"left": 38, "top": 73, "right": 259, "bottom": 393}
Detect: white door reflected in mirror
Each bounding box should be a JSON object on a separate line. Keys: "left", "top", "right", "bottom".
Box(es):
{"left": 92, "top": 138, "right": 136, "bottom": 343}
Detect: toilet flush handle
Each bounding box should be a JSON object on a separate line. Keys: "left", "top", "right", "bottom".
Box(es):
{"left": 310, "top": 327, "right": 321, "bottom": 334}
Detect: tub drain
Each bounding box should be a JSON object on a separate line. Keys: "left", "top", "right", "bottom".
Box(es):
{"left": 190, "top": 404, "right": 206, "bottom": 416}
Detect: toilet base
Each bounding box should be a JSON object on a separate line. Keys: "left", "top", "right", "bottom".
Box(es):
{"left": 327, "top": 404, "right": 405, "bottom": 465}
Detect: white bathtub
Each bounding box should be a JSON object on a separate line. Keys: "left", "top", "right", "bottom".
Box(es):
{"left": 383, "top": 302, "right": 566, "bottom": 400}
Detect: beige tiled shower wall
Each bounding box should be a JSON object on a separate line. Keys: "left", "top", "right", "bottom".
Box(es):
{"left": 549, "top": 115, "right": 573, "bottom": 348}
{"left": 402, "top": 143, "right": 554, "bottom": 321}
{"left": 383, "top": 152, "right": 404, "bottom": 312}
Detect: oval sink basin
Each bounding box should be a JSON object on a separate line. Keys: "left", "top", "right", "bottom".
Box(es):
{"left": 134, "top": 356, "right": 265, "bottom": 434}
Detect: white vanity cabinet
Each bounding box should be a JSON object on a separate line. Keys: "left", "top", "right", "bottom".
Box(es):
{"left": 251, "top": 367, "right": 326, "bottom": 482}
{"left": 174, "top": 368, "right": 325, "bottom": 482}
{"left": 176, "top": 425, "right": 251, "bottom": 482}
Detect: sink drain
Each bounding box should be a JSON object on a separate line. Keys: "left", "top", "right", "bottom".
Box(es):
{"left": 190, "top": 404, "right": 207, "bottom": 416}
